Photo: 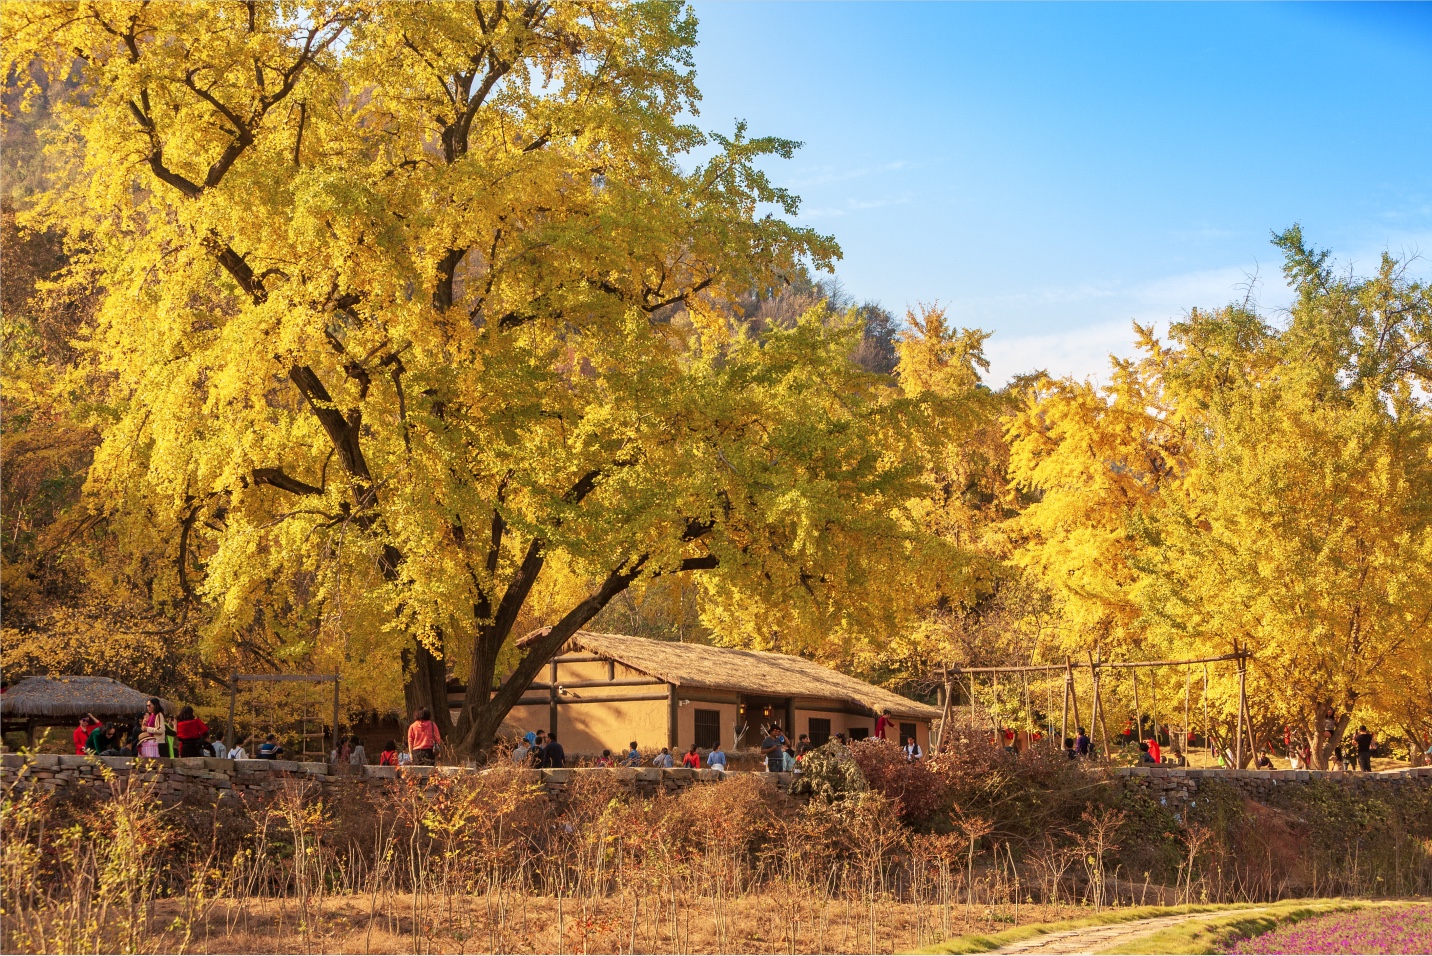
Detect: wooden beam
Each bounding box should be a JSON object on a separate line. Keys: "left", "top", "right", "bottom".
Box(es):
{"left": 233, "top": 673, "right": 339, "bottom": 682}
{"left": 226, "top": 671, "right": 237, "bottom": 749}
{"left": 551, "top": 654, "right": 608, "bottom": 664}
{"left": 667, "top": 684, "right": 678, "bottom": 750}
{"left": 948, "top": 652, "right": 1247, "bottom": 675}
{"left": 548, "top": 660, "right": 558, "bottom": 736}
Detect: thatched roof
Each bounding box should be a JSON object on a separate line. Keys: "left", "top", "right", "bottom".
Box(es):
{"left": 560, "top": 631, "right": 941, "bottom": 721}
{"left": 0, "top": 676, "right": 174, "bottom": 720}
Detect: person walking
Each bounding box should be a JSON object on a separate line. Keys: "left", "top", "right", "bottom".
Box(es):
{"left": 407, "top": 707, "right": 441, "bottom": 765}
{"left": 1147, "top": 733, "right": 1162, "bottom": 765}
{"left": 137, "top": 698, "right": 167, "bottom": 759}
{"left": 228, "top": 736, "right": 252, "bottom": 761}
{"left": 681, "top": 744, "right": 701, "bottom": 768}
{"left": 874, "top": 710, "right": 893, "bottom": 741}
{"left": 349, "top": 736, "right": 367, "bottom": 766}
{"left": 540, "top": 732, "right": 566, "bottom": 769}
{"left": 379, "top": 740, "right": 400, "bottom": 766}
{"left": 652, "top": 747, "right": 673, "bottom": 768}
{"left": 1354, "top": 725, "right": 1375, "bottom": 772}
{"left": 706, "top": 744, "right": 727, "bottom": 770}
{"left": 761, "top": 729, "right": 783, "bottom": 771}
{"left": 173, "top": 706, "right": 210, "bottom": 758}
{"left": 624, "top": 741, "right": 642, "bottom": 766}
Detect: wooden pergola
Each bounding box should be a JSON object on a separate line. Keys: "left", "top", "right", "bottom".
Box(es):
{"left": 933, "top": 643, "right": 1256, "bottom": 766}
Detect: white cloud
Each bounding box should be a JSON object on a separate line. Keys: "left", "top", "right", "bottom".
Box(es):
{"left": 975, "top": 265, "right": 1298, "bottom": 386}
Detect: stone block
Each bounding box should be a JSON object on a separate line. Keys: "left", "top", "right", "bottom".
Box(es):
{"left": 399, "top": 765, "right": 435, "bottom": 778}
{"left": 99, "top": 756, "right": 135, "bottom": 770}
{"left": 663, "top": 768, "right": 694, "bottom": 781}
{"left": 300, "top": 762, "right": 327, "bottom": 776}
{"left": 203, "top": 758, "right": 236, "bottom": 772}
{"left": 268, "top": 760, "right": 301, "bottom": 772}
{"left": 695, "top": 769, "right": 723, "bottom": 782}
{"left": 634, "top": 768, "right": 661, "bottom": 783}
{"left": 234, "top": 759, "right": 271, "bottom": 771}
{"left": 542, "top": 769, "right": 573, "bottom": 784}
{"left": 29, "top": 754, "right": 61, "bottom": 770}
{"left": 363, "top": 765, "right": 396, "bottom": 779}
{"left": 58, "top": 755, "right": 90, "bottom": 768}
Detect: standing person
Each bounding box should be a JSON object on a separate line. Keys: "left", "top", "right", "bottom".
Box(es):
{"left": 903, "top": 735, "right": 923, "bottom": 762}
{"left": 73, "top": 714, "right": 102, "bottom": 755}
{"left": 511, "top": 738, "right": 531, "bottom": 764}
{"left": 208, "top": 733, "right": 228, "bottom": 759}
{"left": 652, "top": 747, "right": 673, "bottom": 768}
{"left": 540, "top": 732, "right": 566, "bottom": 769}
{"left": 228, "top": 736, "right": 251, "bottom": 761}
{"left": 174, "top": 706, "right": 209, "bottom": 758}
{"left": 379, "top": 740, "right": 400, "bottom": 766}
{"left": 1354, "top": 725, "right": 1374, "bottom": 772}
{"left": 1147, "top": 733, "right": 1162, "bottom": 765}
{"left": 258, "top": 733, "right": 284, "bottom": 759}
{"left": 706, "top": 744, "right": 727, "bottom": 770}
{"left": 874, "top": 710, "right": 893, "bottom": 742}
{"left": 349, "top": 736, "right": 367, "bottom": 766}
{"left": 407, "top": 707, "right": 441, "bottom": 766}
{"left": 137, "top": 698, "right": 167, "bottom": 759}
{"left": 761, "top": 729, "right": 783, "bottom": 771}
{"left": 681, "top": 744, "right": 701, "bottom": 768}
{"left": 1075, "top": 727, "right": 1091, "bottom": 758}
{"left": 796, "top": 734, "right": 813, "bottom": 757}
{"left": 624, "top": 741, "right": 642, "bottom": 766}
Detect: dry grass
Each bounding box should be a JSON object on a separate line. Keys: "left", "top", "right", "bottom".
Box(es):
{"left": 163, "top": 894, "right": 1092, "bottom": 955}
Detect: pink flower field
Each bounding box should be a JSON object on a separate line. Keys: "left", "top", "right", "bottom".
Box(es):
{"left": 1226, "top": 905, "right": 1432, "bottom": 955}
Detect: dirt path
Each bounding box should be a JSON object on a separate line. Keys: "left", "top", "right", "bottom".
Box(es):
{"left": 989, "top": 908, "right": 1255, "bottom": 954}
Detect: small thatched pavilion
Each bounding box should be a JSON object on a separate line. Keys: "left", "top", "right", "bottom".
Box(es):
{"left": 0, "top": 675, "right": 173, "bottom": 748}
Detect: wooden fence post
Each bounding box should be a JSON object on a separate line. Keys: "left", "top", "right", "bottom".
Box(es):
{"left": 226, "top": 671, "right": 238, "bottom": 749}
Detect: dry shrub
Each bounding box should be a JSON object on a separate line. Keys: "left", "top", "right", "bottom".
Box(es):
{"left": 849, "top": 738, "right": 947, "bottom": 825}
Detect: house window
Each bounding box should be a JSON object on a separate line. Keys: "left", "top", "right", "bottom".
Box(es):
{"left": 900, "top": 722, "right": 917, "bottom": 745}
{"left": 808, "top": 718, "right": 831, "bottom": 746}
{"left": 694, "top": 709, "right": 722, "bottom": 749}
{"left": 849, "top": 727, "right": 869, "bottom": 740}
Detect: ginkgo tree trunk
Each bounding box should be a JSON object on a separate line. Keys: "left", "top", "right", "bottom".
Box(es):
{"left": 6, "top": 1, "right": 964, "bottom": 756}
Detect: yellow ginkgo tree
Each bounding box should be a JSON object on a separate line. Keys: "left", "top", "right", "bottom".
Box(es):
{"left": 1009, "top": 228, "right": 1432, "bottom": 766}
{"left": 4, "top": 1, "right": 966, "bottom": 756}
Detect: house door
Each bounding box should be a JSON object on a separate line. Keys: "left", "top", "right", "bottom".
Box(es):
{"left": 738, "top": 696, "right": 788, "bottom": 749}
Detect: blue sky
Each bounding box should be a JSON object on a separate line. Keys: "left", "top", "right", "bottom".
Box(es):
{"left": 688, "top": 2, "right": 1432, "bottom": 384}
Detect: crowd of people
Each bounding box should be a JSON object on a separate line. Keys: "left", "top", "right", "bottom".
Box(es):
{"left": 78, "top": 702, "right": 1410, "bottom": 773}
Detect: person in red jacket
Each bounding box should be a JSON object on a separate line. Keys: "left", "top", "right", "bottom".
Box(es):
{"left": 73, "top": 714, "right": 102, "bottom": 755}
{"left": 174, "top": 706, "right": 210, "bottom": 758}
{"left": 681, "top": 744, "right": 701, "bottom": 768}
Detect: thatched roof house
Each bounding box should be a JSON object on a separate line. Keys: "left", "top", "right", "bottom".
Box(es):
{"left": 507, "top": 630, "right": 939, "bottom": 757}
{"left": 1, "top": 675, "right": 172, "bottom": 722}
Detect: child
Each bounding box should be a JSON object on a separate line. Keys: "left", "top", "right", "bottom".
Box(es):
{"left": 380, "top": 740, "right": 400, "bottom": 766}
{"left": 681, "top": 744, "right": 701, "bottom": 768}
{"left": 595, "top": 749, "right": 614, "bottom": 767}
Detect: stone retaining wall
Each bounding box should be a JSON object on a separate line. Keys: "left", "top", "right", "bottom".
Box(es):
{"left": 4, "top": 753, "right": 1428, "bottom": 809}
{"left": 1114, "top": 764, "right": 1432, "bottom": 817}
{"left": 0, "top": 752, "right": 797, "bottom": 803}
